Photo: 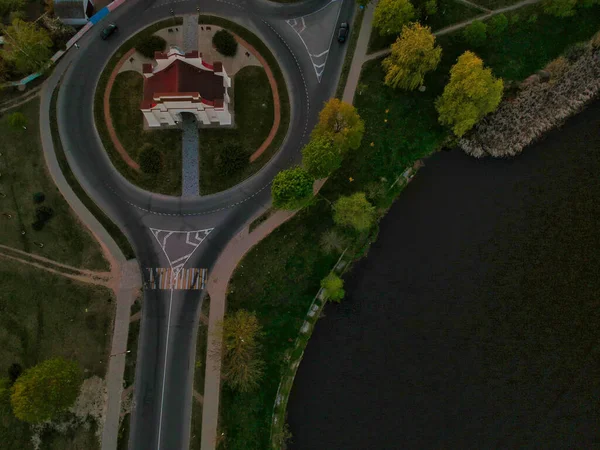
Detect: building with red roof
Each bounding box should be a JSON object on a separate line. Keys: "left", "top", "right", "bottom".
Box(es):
{"left": 141, "top": 46, "right": 232, "bottom": 128}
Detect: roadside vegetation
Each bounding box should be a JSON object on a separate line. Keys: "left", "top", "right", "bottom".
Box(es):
{"left": 0, "top": 99, "right": 109, "bottom": 270}
{"left": 190, "top": 298, "right": 209, "bottom": 450}
{"left": 217, "top": 1, "right": 600, "bottom": 448}
{"left": 0, "top": 258, "right": 114, "bottom": 449}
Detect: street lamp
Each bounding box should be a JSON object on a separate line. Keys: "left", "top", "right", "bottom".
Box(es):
{"left": 110, "top": 350, "right": 131, "bottom": 357}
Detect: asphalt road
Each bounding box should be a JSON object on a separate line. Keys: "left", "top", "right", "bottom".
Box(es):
{"left": 45, "top": 0, "right": 355, "bottom": 448}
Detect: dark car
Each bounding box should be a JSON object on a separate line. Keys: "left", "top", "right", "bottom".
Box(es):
{"left": 101, "top": 24, "right": 118, "bottom": 40}
{"left": 338, "top": 22, "right": 349, "bottom": 43}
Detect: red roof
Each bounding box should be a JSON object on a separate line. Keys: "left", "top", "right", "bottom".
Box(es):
{"left": 142, "top": 59, "right": 224, "bottom": 108}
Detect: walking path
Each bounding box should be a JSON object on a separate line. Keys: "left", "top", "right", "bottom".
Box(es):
{"left": 183, "top": 14, "right": 200, "bottom": 52}
{"left": 182, "top": 114, "right": 200, "bottom": 196}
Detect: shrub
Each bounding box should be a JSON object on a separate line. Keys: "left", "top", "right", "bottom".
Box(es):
{"left": 31, "top": 221, "right": 44, "bottom": 231}
{"left": 0, "top": 0, "right": 25, "bottom": 16}
{"left": 543, "top": 0, "right": 577, "bottom": 17}
{"left": 564, "top": 42, "right": 587, "bottom": 62}
{"left": 35, "top": 206, "right": 54, "bottom": 224}
{"left": 488, "top": 14, "right": 508, "bottom": 36}
{"left": 136, "top": 35, "right": 167, "bottom": 59}
{"left": 528, "top": 13, "right": 538, "bottom": 23}
{"left": 320, "top": 229, "right": 347, "bottom": 254}
{"left": 510, "top": 13, "right": 520, "bottom": 24}
{"left": 33, "top": 192, "right": 45, "bottom": 204}
{"left": 425, "top": 0, "right": 438, "bottom": 15}
{"left": 321, "top": 273, "right": 345, "bottom": 302}
{"left": 212, "top": 29, "right": 238, "bottom": 57}
{"left": 215, "top": 144, "right": 249, "bottom": 176}
{"left": 544, "top": 56, "right": 570, "bottom": 80}
{"left": 271, "top": 167, "right": 314, "bottom": 210}
{"left": 139, "top": 143, "right": 162, "bottom": 174}
{"left": 463, "top": 20, "right": 487, "bottom": 47}
{"left": 8, "top": 112, "right": 26, "bottom": 129}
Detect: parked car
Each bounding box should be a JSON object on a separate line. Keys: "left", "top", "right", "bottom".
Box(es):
{"left": 338, "top": 22, "right": 349, "bottom": 43}
{"left": 101, "top": 24, "right": 118, "bottom": 40}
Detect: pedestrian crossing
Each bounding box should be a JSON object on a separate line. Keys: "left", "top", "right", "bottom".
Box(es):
{"left": 146, "top": 267, "right": 207, "bottom": 290}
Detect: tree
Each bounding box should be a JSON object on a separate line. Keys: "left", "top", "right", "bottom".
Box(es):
{"left": 425, "top": 0, "right": 438, "bottom": 15}
{"left": 373, "top": 0, "right": 416, "bottom": 36}
{"left": 221, "top": 310, "right": 264, "bottom": 392}
{"left": 0, "top": 0, "right": 25, "bottom": 16}
{"left": 137, "top": 35, "right": 167, "bottom": 58}
{"left": 10, "top": 358, "right": 82, "bottom": 423}
{"left": 543, "top": 0, "right": 577, "bottom": 16}
{"left": 580, "top": 0, "right": 600, "bottom": 7}
{"left": 321, "top": 273, "right": 345, "bottom": 302}
{"left": 0, "top": 19, "right": 53, "bottom": 75}
{"left": 436, "top": 51, "right": 503, "bottom": 137}
{"left": 320, "top": 229, "right": 347, "bottom": 254}
{"left": 301, "top": 135, "right": 342, "bottom": 178}
{"left": 212, "top": 29, "right": 238, "bottom": 57}
{"left": 139, "top": 143, "right": 162, "bottom": 174}
{"left": 271, "top": 167, "right": 314, "bottom": 210}
{"left": 333, "top": 192, "right": 376, "bottom": 232}
{"left": 7, "top": 112, "right": 26, "bottom": 129}
{"left": 462, "top": 20, "right": 487, "bottom": 47}
{"left": 382, "top": 23, "right": 442, "bottom": 90}
{"left": 488, "top": 14, "right": 508, "bottom": 36}
{"left": 313, "top": 99, "right": 365, "bottom": 153}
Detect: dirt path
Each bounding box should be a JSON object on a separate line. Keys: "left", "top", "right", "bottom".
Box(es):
{"left": 0, "top": 86, "right": 42, "bottom": 113}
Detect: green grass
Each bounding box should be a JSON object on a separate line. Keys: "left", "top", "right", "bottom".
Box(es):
{"left": 0, "top": 99, "right": 109, "bottom": 270}
{"left": 94, "top": 18, "right": 183, "bottom": 197}
{"left": 50, "top": 82, "right": 136, "bottom": 260}
{"left": 336, "top": 7, "right": 365, "bottom": 100}
{"left": 368, "top": 0, "right": 484, "bottom": 53}
{"left": 109, "top": 71, "right": 182, "bottom": 195}
{"left": 217, "top": 4, "right": 600, "bottom": 448}
{"left": 199, "top": 66, "right": 274, "bottom": 194}
{"left": 190, "top": 297, "right": 210, "bottom": 450}
{"left": 0, "top": 259, "right": 114, "bottom": 449}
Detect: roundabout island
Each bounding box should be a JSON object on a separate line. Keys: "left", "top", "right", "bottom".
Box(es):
{"left": 40, "top": 0, "right": 354, "bottom": 448}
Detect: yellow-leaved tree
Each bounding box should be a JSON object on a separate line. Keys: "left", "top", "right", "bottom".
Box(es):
{"left": 313, "top": 98, "right": 365, "bottom": 153}
{"left": 382, "top": 23, "right": 442, "bottom": 90}
{"left": 373, "top": 0, "right": 416, "bottom": 36}
{"left": 436, "top": 51, "right": 503, "bottom": 137}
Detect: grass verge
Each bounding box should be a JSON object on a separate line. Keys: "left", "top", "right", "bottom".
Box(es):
{"left": 0, "top": 258, "right": 114, "bottom": 449}
{"left": 335, "top": 6, "right": 364, "bottom": 100}
{"left": 190, "top": 297, "right": 210, "bottom": 450}
{"left": 0, "top": 99, "right": 109, "bottom": 270}
{"left": 217, "top": 3, "right": 600, "bottom": 448}
{"left": 94, "top": 18, "right": 183, "bottom": 197}
{"left": 51, "top": 84, "right": 136, "bottom": 260}
{"left": 199, "top": 66, "right": 274, "bottom": 194}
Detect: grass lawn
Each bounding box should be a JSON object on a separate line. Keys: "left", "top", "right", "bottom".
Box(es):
{"left": 109, "top": 71, "right": 182, "bottom": 196}
{"left": 199, "top": 67, "right": 274, "bottom": 194}
{"left": 368, "top": 0, "right": 484, "bottom": 53}
{"left": 0, "top": 259, "right": 114, "bottom": 450}
{"left": 217, "top": 3, "right": 600, "bottom": 448}
{"left": 0, "top": 99, "right": 109, "bottom": 271}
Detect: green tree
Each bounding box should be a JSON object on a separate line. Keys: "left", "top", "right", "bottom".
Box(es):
{"left": 333, "top": 192, "right": 376, "bottom": 232}
{"left": 543, "top": 0, "right": 577, "bottom": 16}
{"left": 136, "top": 35, "right": 167, "bottom": 58}
{"left": 580, "top": 0, "right": 600, "bottom": 7}
{"left": 10, "top": 358, "right": 82, "bottom": 423}
{"left": 212, "top": 29, "right": 238, "bottom": 57}
{"left": 436, "top": 51, "right": 503, "bottom": 137}
{"left": 373, "top": 0, "right": 416, "bottom": 36}
{"left": 0, "top": 0, "right": 25, "bottom": 16}
{"left": 139, "top": 143, "right": 162, "bottom": 174}
{"left": 301, "top": 135, "right": 342, "bottom": 178}
{"left": 488, "top": 13, "right": 508, "bottom": 36}
{"left": 462, "top": 20, "right": 487, "bottom": 47}
{"left": 425, "top": 0, "right": 438, "bottom": 15}
{"left": 221, "top": 310, "right": 264, "bottom": 392}
{"left": 321, "top": 273, "right": 345, "bottom": 302}
{"left": 1, "top": 19, "right": 53, "bottom": 75}
{"left": 382, "top": 23, "right": 442, "bottom": 90}
{"left": 271, "top": 167, "right": 314, "bottom": 210}
{"left": 7, "top": 112, "right": 26, "bottom": 129}
{"left": 313, "top": 98, "right": 365, "bottom": 153}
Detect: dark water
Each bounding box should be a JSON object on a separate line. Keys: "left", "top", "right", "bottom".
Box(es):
{"left": 288, "top": 101, "right": 600, "bottom": 449}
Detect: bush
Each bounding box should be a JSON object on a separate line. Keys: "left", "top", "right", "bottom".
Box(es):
{"left": 139, "top": 143, "right": 162, "bottom": 174}
{"left": 320, "top": 229, "right": 347, "bottom": 254}
{"left": 33, "top": 192, "right": 45, "bottom": 204}
{"left": 271, "top": 167, "right": 314, "bottom": 210}
{"left": 212, "top": 29, "right": 238, "bottom": 57}
{"left": 488, "top": 14, "right": 508, "bottom": 36}
{"left": 35, "top": 206, "right": 54, "bottom": 223}
{"left": 8, "top": 112, "right": 26, "bottom": 129}
{"left": 543, "top": 0, "right": 577, "bottom": 17}
{"left": 0, "top": 0, "right": 24, "bottom": 16}
{"left": 425, "top": 0, "right": 438, "bottom": 15}
{"left": 31, "top": 221, "right": 44, "bottom": 231}
{"left": 333, "top": 192, "right": 376, "bottom": 232}
{"left": 463, "top": 20, "right": 487, "bottom": 47}
{"left": 528, "top": 13, "right": 538, "bottom": 23}
{"left": 215, "top": 144, "right": 249, "bottom": 176}
{"left": 136, "top": 35, "right": 167, "bottom": 59}
{"left": 564, "top": 42, "right": 587, "bottom": 62}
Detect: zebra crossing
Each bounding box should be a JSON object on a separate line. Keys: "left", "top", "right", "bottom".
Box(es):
{"left": 146, "top": 267, "right": 207, "bottom": 290}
